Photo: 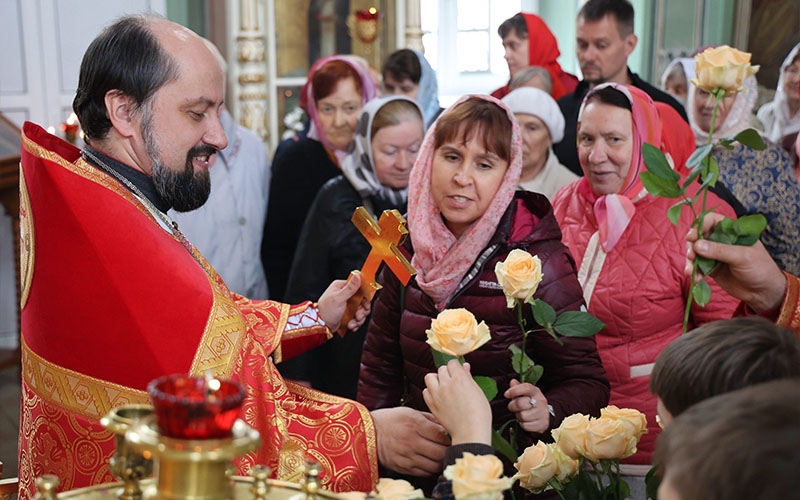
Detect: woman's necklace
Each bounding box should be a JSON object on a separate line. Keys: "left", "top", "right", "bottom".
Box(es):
{"left": 81, "top": 148, "right": 214, "bottom": 279}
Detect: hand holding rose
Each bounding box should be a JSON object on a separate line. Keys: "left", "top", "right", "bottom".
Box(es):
{"left": 371, "top": 407, "right": 450, "bottom": 476}
{"left": 505, "top": 380, "right": 550, "bottom": 434}
{"left": 423, "top": 360, "right": 492, "bottom": 445}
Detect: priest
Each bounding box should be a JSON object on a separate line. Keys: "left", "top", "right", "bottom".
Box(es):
{"left": 18, "top": 15, "right": 376, "bottom": 498}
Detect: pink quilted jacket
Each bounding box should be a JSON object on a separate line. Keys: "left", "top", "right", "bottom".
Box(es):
{"left": 553, "top": 180, "right": 740, "bottom": 465}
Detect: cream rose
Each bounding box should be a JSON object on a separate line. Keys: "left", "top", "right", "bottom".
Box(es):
{"left": 443, "top": 453, "right": 513, "bottom": 500}
{"left": 692, "top": 45, "right": 759, "bottom": 96}
{"left": 426, "top": 308, "right": 491, "bottom": 357}
{"left": 550, "top": 444, "right": 580, "bottom": 482}
{"left": 372, "top": 478, "right": 423, "bottom": 500}
{"left": 582, "top": 417, "right": 637, "bottom": 461}
{"left": 339, "top": 492, "right": 368, "bottom": 500}
{"left": 494, "top": 249, "right": 544, "bottom": 308}
{"left": 513, "top": 441, "right": 557, "bottom": 491}
{"left": 551, "top": 413, "right": 590, "bottom": 460}
{"left": 600, "top": 406, "right": 648, "bottom": 440}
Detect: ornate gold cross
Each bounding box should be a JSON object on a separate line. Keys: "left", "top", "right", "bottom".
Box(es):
{"left": 337, "top": 207, "right": 416, "bottom": 336}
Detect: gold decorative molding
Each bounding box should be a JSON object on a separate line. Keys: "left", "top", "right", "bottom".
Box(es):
{"left": 239, "top": 92, "right": 267, "bottom": 101}
{"left": 239, "top": 73, "right": 266, "bottom": 84}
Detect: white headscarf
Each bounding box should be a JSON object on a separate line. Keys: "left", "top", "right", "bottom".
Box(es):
{"left": 412, "top": 50, "right": 442, "bottom": 128}
{"left": 501, "top": 87, "right": 565, "bottom": 143}
{"left": 660, "top": 58, "right": 696, "bottom": 107}
{"left": 757, "top": 43, "right": 800, "bottom": 143}
{"left": 340, "top": 95, "right": 423, "bottom": 205}
{"left": 688, "top": 74, "right": 759, "bottom": 146}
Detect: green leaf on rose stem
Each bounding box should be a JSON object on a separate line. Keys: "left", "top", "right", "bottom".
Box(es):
{"left": 472, "top": 375, "right": 498, "bottom": 401}
{"left": 732, "top": 214, "right": 767, "bottom": 245}
{"left": 640, "top": 171, "right": 683, "bottom": 198}
{"left": 531, "top": 299, "right": 557, "bottom": 327}
{"left": 682, "top": 161, "right": 703, "bottom": 189}
{"left": 544, "top": 323, "right": 565, "bottom": 346}
{"left": 642, "top": 142, "right": 680, "bottom": 182}
{"left": 697, "top": 159, "right": 719, "bottom": 189}
{"left": 523, "top": 364, "right": 544, "bottom": 385}
{"left": 686, "top": 144, "right": 713, "bottom": 168}
{"left": 618, "top": 479, "right": 631, "bottom": 500}
{"left": 491, "top": 429, "right": 518, "bottom": 463}
{"left": 508, "top": 344, "right": 533, "bottom": 374}
{"left": 553, "top": 311, "right": 606, "bottom": 337}
{"left": 645, "top": 467, "right": 662, "bottom": 500}
{"left": 431, "top": 349, "right": 458, "bottom": 368}
{"left": 696, "top": 255, "right": 719, "bottom": 277}
{"left": 733, "top": 128, "right": 766, "bottom": 150}
{"left": 693, "top": 278, "right": 712, "bottom": 307}
{"left": 718, "top": 137, "right": 735, "bottom": 150}
{"left": 667, "top": 199, "right": 690, "bottom": 226}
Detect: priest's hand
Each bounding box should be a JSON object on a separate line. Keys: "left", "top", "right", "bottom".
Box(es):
{"left": 686, "top": 212, "right": 787, "bottom": 313}
{"left": 422, "top": 361, "right": 491, "bottom": 446}
{"left": 505, "top": 379, "right": 550, "bottom": 434}
{"left": 371, "top": 407, "right": 450, "bottom": 477}
{"left": 318, "top": 273, "right": 372, "bottom": 332}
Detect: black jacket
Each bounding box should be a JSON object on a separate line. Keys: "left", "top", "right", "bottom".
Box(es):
{"left": 553, "top": 69, "right": 688, "bottom": 176}
{"left": 260, "top": 137, "right": 340, "bottom": 301}
{"left": 277, "top": 176, "right": 407, "bottom": 399}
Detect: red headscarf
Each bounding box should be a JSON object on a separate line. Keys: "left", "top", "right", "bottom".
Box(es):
{"left": 576, "top": 84, "right": 663, "bottom": 252}
{"left": 491, "top": 13, "right": 578, "bottom": 100}
{"left": 656, "top": 102, "right": 695, "bottom": 177}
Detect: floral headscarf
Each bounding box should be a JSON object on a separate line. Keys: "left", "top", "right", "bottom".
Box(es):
{"left": 688, "top": 74, "right": 758, "bottom": 147}
{"left": 340, "top": 95, "right": 423, "bottom": 205}
{"left": 407, "top": 95, "right": 522, "bottom": 310}
{"left": 411, "top": 50, "right": 442, "bottom": 127}
{"left": 576, "top": 83, "right": 663, "bottom": 252}
{"left": 757, "top": 43, "right": 800, "bottom": 143}
{"left": 302, "top": 55, "right": 378, "bottom": 163}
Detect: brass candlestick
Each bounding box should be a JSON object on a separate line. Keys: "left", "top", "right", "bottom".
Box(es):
{"left": 100, "top": 405, "right": 155, "bottom": 500}
{"left": 125, "top": 418, "right": 261, "bottom": 500}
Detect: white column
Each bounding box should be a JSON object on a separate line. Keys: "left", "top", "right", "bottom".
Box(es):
{"left": 232, "top": 0, "right": 268, "bottom": 140}
{"left": 405, "top": 0, "right": 423, "bottom": 52}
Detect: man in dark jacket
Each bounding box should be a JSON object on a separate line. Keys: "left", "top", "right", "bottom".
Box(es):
{"left": 554, "top": 0, "right": 688, "bottom": 176}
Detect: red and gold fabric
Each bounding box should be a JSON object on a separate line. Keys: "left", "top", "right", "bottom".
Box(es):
{"left": 18, "top": 122, "right": 378, "bottom": 499}
{"left": 777, "top": 271, "right": 800, "bottom": 336}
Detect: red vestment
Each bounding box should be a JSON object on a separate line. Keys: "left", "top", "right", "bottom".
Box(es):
{"left": 17, "top": 122, "right": 378, "bottom": 498}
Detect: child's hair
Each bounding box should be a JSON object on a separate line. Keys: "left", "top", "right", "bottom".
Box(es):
{"left": 655, "top": 379, "right": 800, "bottom": 500}
{"left": 371, "top": 99, "right": 424, "bottom": 138}
{"left": 433, "top": 97, "right": 513, "bottom": 162}
{"left": 381, "top": 49, "right": 422, "bottom": 84}
{"left": 650, "top": 317, "right": 800, "bottom": 417}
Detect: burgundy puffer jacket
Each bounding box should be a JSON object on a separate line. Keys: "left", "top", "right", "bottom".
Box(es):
{"left": 358, "top": 191, "right": 610, "bottom": 444}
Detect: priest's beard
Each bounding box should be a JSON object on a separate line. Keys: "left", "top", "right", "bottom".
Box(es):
{"left": 141, "top": 111, "right": 213, "bottom": 212}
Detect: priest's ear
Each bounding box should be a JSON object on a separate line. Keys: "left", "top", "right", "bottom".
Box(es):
{"left": 104, "top": 90, "right": 141, "bottom": 139}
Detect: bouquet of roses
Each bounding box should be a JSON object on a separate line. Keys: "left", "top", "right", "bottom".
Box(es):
{"left": 513, "top": 406, "right": 647, "bottom": 500}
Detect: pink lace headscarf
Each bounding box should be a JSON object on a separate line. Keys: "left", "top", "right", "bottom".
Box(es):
{"left": 576, "top": 83, "right": 663, "bottom": 252}
{"left": 302, "top": 55, "right": 377, "bottom": 164}
{"left": 407, "top": 94, "right": 523, "bottom": 310}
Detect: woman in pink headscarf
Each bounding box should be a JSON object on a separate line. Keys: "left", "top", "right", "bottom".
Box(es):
{"left": 262, "top": 56, "right": 377, "bottom": 300}
{"left": 552, "top": 84, "right": 739, "bottom": 473}
{"left": 358, "top": 95, "right": 608, "bottom": 485}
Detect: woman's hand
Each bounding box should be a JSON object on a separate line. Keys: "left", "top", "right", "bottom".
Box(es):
{"left": 505, "top": 379, "right": 550, "bottom": 434}
{"left": 318, "top": 273, "right": 372, "bottom": 331}
{"left": 371, "top": 407, "right": 451, "bottom": 476}
{"left": 686, "top": 212, "right": 787, "bottom": 313}
{"left": 422, "top": 360, "right": 492, "bottom": 446}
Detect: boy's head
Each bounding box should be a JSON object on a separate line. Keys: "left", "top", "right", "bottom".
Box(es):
{"left": 650, "top": 317, "right": 800, "bottom": 427}
{"left": 655, "top": 379, "right": 800, "bottom": 500}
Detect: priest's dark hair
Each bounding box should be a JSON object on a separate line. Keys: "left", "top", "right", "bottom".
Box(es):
{"left": 73, "top": 15, "right": 179, "bottom": 142}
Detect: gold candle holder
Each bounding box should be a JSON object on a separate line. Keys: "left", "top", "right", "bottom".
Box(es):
{"left": 100, "top": 405, "right": 155, "bottom": 500}
{"left": 125, "top": 418, "right": 261, "bottom": 500}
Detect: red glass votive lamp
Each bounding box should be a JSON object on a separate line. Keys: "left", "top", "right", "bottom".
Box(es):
{"left": 355, "top": 8, "right": 379, "bottom": 44}
{"left": 148, "top": 374, "right": 244, "bottom": 440}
